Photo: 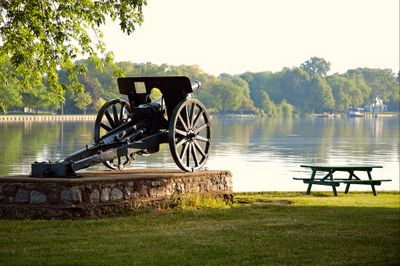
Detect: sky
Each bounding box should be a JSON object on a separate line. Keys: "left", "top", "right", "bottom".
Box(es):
{"left": 101, "top": 0, "right": 399, "bottom": 76}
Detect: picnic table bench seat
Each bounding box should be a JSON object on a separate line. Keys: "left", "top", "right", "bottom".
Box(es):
{"left": 293, "top": 177, "right": 340, "bottom": 186}
{"left": 339, "top": 179, "right": 391, "bottom": 185}
{"left": 293, "top": 177, "right": 391, "bottom": 185}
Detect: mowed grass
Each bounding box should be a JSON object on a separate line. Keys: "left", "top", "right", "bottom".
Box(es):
{"left": 0, "top": 192, "right": 399, "bottom": 265}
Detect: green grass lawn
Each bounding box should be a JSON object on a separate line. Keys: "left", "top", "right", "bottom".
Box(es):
{"left": 0, "top": 192, "right": 399, "bottom": 265}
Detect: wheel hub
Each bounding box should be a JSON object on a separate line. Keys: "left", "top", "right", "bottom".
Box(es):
{"left": 187, "top": 129, "right": 196, "bottom": 140}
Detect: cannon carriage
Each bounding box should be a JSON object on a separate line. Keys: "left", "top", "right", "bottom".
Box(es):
{"left": 31, "top": 76, "right": 211, "bottom": 177}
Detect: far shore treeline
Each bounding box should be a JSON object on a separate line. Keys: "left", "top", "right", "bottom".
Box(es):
{"left": 1, "top": 57, "right": 399, "bottom": 116}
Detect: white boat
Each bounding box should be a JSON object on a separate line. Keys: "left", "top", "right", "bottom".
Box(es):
{"left": 348, "top": 107, "right": 364, "bottom": 117}
{"left": 315, "top": 112, "right": 335, "bottom": 118}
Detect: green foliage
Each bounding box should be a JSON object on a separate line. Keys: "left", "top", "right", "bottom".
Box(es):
{"left": 309, "top": 75, "right": 335, "bottom": 112}
{"left": 47, "top": 59, "right": 400, "bottom": 115}
{"left": 1, "top": 55, "right": 398, "bottom": 114}
{"left": 327, "top": 75, "right": 354, "bottom": 110}
{"left": 327, "top": 73, "right": 371, "bottom": 111}
{"left": 0, "top": 0, "right": 146, "bottom": 104}
{"left": 149, "top": 88, "right": 163, "bottom": 101}
{"left": 94, "top": 97, "right": 107, "bottom": 110}
{"left": 300, "top": 56, "right": 331, "bottom": 76}
{"left": 281, "top": 68, "right": 312, "bottom": 112}
{"left": 278, "top": 99, "right": 295, "bottom": 117}
{"left": 210, "top": 80, "right": 240, "bottom": 112}
{"left": 240, "top": 58, "right": 397, "bottom": 114}
{"left": 216, "top": 73, "right": 253, "bottom": 113}
{"left": 74, "top": 91, "right": 92, "bottom": 114}
{"left": 346, "top": 68, "right": 399, "bottom": 111}
{"left": 0, "top": 79, "right": 22, "bottom": 113}
{"left": 261, "top": 91, "right": 279, "bottom": 117}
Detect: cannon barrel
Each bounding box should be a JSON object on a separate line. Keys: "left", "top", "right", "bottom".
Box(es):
{"left": 191, "top": 80, "right": 201, "bottom": 91}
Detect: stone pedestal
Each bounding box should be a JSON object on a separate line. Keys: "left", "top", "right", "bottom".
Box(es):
{"left": 0, "top": 169, "right": 232, "bottom": 219}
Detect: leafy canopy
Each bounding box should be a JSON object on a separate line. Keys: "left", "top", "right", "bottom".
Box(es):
{"left": 300, "top": 56, "right": 331, "bottom": 76}
{"left": 0, "top": 0, "right": 146, "bottom": 103}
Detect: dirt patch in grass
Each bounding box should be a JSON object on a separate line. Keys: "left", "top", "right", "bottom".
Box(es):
{"left": 309, "top": 192, "right": 331, "bottom": 197}
{"left": 237, "top": 199, "right": 293, "bottom": 206}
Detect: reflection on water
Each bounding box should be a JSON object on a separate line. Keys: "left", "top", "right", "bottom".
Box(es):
{"left": 0, "top": 117, "right": 399, "bottom": 192}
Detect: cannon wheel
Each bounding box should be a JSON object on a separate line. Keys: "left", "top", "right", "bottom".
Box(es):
{"left": 94, "top": 99, "right": 133, "bottom": 170}
{"left": 169, "top": 98, "right": 211, "bottom": 172}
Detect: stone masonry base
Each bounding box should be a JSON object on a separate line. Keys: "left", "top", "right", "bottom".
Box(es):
{"left": 0, "top": 169, "right": 233, "bottom": 219}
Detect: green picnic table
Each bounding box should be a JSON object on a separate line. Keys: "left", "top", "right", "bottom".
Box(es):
{"left": 294, "top": 164, "right": 391, "bottom": 196}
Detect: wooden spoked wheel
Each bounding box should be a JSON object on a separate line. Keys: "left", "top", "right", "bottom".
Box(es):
{"left": 169, "top": 98, "right": 211, "bottom": 172}
{"left": 94, "top": 99, "right": 133, "bottom": 170}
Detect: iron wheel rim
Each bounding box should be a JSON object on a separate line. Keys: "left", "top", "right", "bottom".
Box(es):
{"left": 169, "top": 98, "right": 211, "bottom": 172}
{"left": 93, "top": 99, "right": 133, "bottom": 170}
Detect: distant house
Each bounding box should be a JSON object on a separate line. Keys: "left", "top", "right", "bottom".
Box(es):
{"left": 365, "top": 96, "right": 387, "bottom": 113}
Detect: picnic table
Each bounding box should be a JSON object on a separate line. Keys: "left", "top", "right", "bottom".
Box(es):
{"left": 294, "top": 164, "right": 391, "bottom": 196}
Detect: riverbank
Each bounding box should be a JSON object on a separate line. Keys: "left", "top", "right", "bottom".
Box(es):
{"left": 312, "top": 112, "right": 399, "bottom": 118}
{"left": 0, "top": 114, "right": 96, "bottom": 121}
{"left": 1, "top": 112, "right": 398, "bottom": 121}
{"left": 0, "top": 192, "right": 398, "bottom": 265}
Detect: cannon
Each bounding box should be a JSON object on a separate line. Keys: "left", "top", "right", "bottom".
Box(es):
{"left": 31, "top": 76, "right": 211, "bottom": 177}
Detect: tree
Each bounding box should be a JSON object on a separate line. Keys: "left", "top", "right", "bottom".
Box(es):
{"left": 74, "top": 91, "right": 92, "bottom": 114}
{"left": 308, "top": 75, "right": 335, "bottom": 112}
{"left": 240, "top": 71, "right": 278, "bottom": 105}
{"left": 327, "top": 73, "right": 373, "bottom": 111}
{"left": 211, "top": 80, "right": 243, "bottom": 113}
{"left": 346, "top": 68, "right": 399, "bottom": 111}
{"left": 218, "top": 73, "right": 255, "bottom": 112}
{"left": 262, "top": 91, "right": 279, "bottom": 117}
{"left": 280, "top": 68, "right": 312, "bottom": 112}
{"left": 300, "top": 57, "right": 331, "bottom": 76}
{"left": 21, "top": 87, "right": 55, "bottom": 112}
{"left": 0, "top": 0, "right": 146, "bottom": 103}
{"left": 327, "top": 75, "right": 353, "bottom": 111}
{"left": 0, "top": 78, "right": 23, "bottom": 112}
{"left": 94, "top": 97, "right": 107, "bottom": 111}
{"left": 278, "top": 99, "right": 295, "bottom": 117}
{"left": 0, "top": 59, "right": 23, "bottom": 112}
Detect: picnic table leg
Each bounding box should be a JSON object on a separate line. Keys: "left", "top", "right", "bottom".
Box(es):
{"left": 367, "top": 171, "right": 378, "bottom": 196}
{"left": 331, "top": 185, "right": 338, "bottom": 196}
{"left": 306, "top": 170, "right": 316, "bottom": 195}
{"left": 344, "top": 170, "right": 353, "bottom": 194}
{"left": 329, "top": 170, "right": 338, "bottom": 196}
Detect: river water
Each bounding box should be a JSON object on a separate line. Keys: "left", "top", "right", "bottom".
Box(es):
{"left": 0, "top": 116, "right": 399, "bottom": 192}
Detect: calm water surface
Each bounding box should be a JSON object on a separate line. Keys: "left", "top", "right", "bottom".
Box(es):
{"left": 0, "top": 116, "right": 399, "bottom": 192}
